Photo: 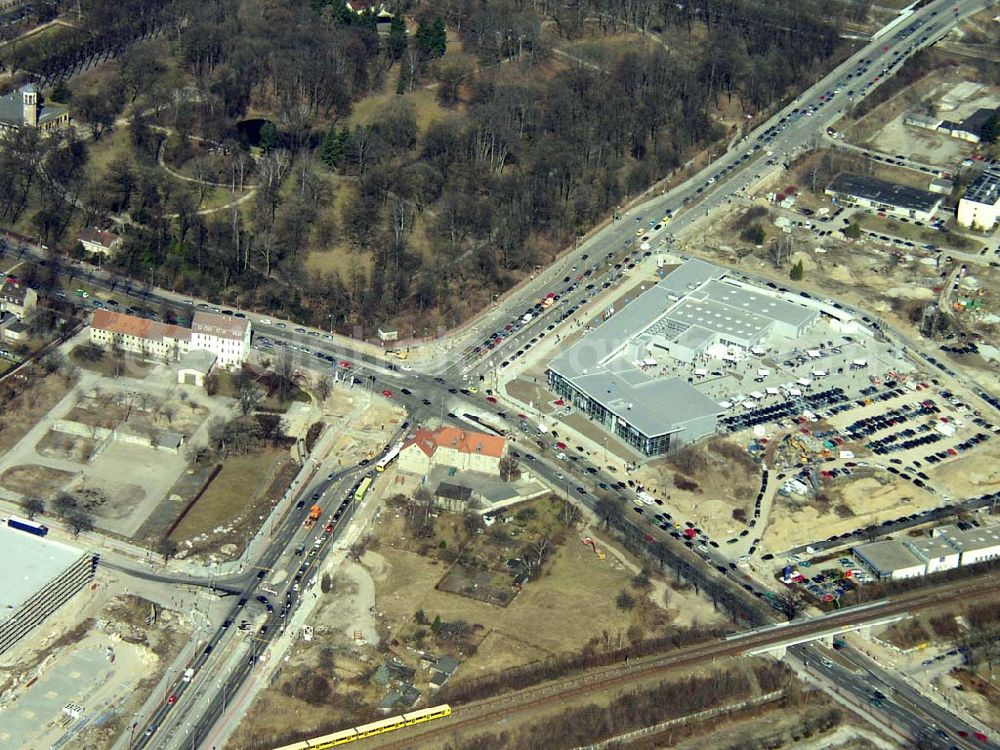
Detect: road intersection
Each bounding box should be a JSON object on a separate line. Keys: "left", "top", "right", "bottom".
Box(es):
{"left": 2, "top": 0, "right": 998, "bottom": 746}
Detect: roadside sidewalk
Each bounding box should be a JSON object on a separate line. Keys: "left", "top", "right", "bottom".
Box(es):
{"left": 201, "top": 464, "right": 384, "bottom": 750}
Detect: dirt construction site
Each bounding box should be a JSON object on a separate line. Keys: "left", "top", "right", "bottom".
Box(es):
{"left": 0, "top": 573, "right": 198, "bottom": 750}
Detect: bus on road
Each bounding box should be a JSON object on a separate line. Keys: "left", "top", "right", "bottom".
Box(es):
{"left": 354, "top": 477, "right": 373, "bottom": 504}
{"left": 375, "top": 441, "right": 404, "bottom": 472}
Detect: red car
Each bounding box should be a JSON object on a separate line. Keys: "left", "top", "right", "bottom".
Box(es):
{"left": 974, "top": 732, "right": 988, "bottom": 742}
{"left": 382, "top": 389, "right": 393, "bottom": 398}
{"left": 339, "top": 360, "right": 352, "bottom": 369}
{"left": 167, "top": 694, "right": 178, "bottom": 705}
{"left": 325, "top": 522, "right": 334, "bottom": 532}
{"left": 556, "top": 441, "right": 567, "bottom": 450}
{"left": 486, "top": 396, "right": 498, "bottom": 404}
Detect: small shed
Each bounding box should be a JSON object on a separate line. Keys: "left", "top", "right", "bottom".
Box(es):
{"left": 435, "top": 481, "right": 472, "bottom": 510}
{"left": 177, "top": 349, "right": 217, "bottom": 387}
{"left": 929, "top": 178, "right": 954, "bottom": 195}
{"left": 429, "top": 655, "right": 461, "bottom": 690}
{"left": 154, "top": 431, "right": 185, "bottom": 453}
{"left": 2, "top": 319, "right": 28, "bottom": 342}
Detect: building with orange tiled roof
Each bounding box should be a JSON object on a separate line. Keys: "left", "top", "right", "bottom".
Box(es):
{"left": 398, "top": 426, "right": 507, "bottom": 476}
{"left": 89, "top": 309, "right": 252, "bottom": 369}
{"left": 89, "top": 309, "right": 191, "bottom": 361}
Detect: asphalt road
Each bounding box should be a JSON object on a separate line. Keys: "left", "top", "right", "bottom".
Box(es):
{"left": 129, "top": 459, "right": 377, "bottom": 748}
{"left": 1, "top": 0, "right": 995, "bottom": 745}
{"left": 801, "top": 643, "right": 994, "bottom": 750}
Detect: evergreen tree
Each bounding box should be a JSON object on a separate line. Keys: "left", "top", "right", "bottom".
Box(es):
{"left": 320, "top": 127, "right": 349, "bottom": 169}
{"left": 51, "top": 80, "right": 71, "bottom": 103}
{"left": 790, "top": 260, "right": 804, "bottom": 281}
{"left": 259, "top": 122, "right": 279, "bottom": 153}
{"left": 388, "top": 15, "right": 407, "bottom": 62}
{"left": 333, "top": 1, "right": 355, "bottom": 26}
{"left": 416, "top": 16, "right": 446, "bottom": 59}
{"left": 980, "top": 113, "right": 1000, "bottom": 144}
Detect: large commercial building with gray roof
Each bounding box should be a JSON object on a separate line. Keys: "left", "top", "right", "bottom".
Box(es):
{"left": 547, "top": 259, "right": 819, "bottom": 456}
{"left": 0, "top": 523, "right": 98, "bottom": 656}
{"left": 825, "top": 173, "right": 942, "bottom": 222}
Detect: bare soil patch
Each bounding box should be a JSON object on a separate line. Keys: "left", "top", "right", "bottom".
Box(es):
{"left": 65, "top": 479, "right": 147, "bottom": 519}
{"left": 34, "top": 430, "right": 99, "bottom": 462}
{"left": 764, "top": 472, "right": 921, "bottom": 552}
{"left": 929, "top": 446, "right": 1000, "bottom": 500}
{"left": 952, "top": 668, "right": 1000, "bottom": 727}
{"left": 636, "top": 437, "right": 760, "bottom": 534}
{"left": 0, "top": 464, "right": 76, "bottom": 499}
{"left": 0, "top": 371, "right": 73, "bottom": 455}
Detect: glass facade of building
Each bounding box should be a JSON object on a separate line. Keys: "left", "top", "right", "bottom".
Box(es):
{"left": 547, "top": 371, "right": 674, "bottom": 456}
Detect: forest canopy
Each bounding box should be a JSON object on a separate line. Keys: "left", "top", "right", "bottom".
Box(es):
{"left": 1, "top": 0, "right": 849, "bottom": 335}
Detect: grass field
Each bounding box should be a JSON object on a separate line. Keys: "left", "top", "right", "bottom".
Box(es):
{"left": 85, "top": 125, "right": 134, "bottom": 174}
{"left": 372, "top": 505, "right": 715, "bottom": 676}
{"left": 0, "top": 372, "right": 72, "bottom": 455}
{"left": 347, "top": 87, "right": 450, "bottom": 137}
{"left": 170, "top": 448, "right": 289, "bottom": 540}
{"left": 70, "top": 344, "right": 151, "bottom": 379}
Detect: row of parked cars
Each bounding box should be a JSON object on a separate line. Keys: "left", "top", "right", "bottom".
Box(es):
{"left": 842, "top": 398, "right": 940, "bottom": 441}
{"left": 721, "top": 387, "right": 849, "bottom": 432}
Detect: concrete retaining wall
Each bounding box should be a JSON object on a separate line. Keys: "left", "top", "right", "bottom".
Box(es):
{"left": 50, "top": 420, "right": 180, "bottom": 454}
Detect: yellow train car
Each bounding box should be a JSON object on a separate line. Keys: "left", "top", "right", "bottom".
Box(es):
{"left": 402, "top": 704, "right": 452, "bottom": 726}
{"left": 270, "top": 705, "right": 452, "bottom": 750}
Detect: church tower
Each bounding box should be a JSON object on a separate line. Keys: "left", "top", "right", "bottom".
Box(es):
{"left": 22, "top": 84, "right": 38, "bottom": 128}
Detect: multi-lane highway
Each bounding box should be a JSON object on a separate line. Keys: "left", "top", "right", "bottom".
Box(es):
{"left": 436, "top": 0, "right": 992, "bottom": 382}
{"left": 126, "top": 457, "right": 384, "bottom": 748}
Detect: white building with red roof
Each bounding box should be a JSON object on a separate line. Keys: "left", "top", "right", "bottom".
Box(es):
{"left": 89, "top": 310, "right": 251, "bottom": 368}
{"left": 398, "top": 426, "right": 507, "bottom": 476}
{"left": 89, "top": 309, "right": 191, "bottom": 361}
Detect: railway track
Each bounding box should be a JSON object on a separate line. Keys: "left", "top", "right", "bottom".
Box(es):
{"left": 359, "top": 573, "right": 1000, "bottom": 749}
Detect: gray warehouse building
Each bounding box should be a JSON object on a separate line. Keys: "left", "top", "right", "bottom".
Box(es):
{"left": 825, "top": 173, "right": 942, "bottom": 222}
{"left": 0, "top": 524, "right": 98, "bottom": 656}
{"left": 547, "top": 259, "right": 818, "bottom": 456}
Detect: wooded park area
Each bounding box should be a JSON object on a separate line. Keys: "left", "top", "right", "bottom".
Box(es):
{"left": 0, "top": 0, "right": 858, "bottom": 336}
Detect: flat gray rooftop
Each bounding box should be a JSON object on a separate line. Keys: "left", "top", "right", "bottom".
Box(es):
{"left": 908, "top": 536, "right": 959, "bottom": 560}
{"left": 569, "top": 372, "right": 723, "bottom": 437}
{"left": 941, "top": 524, "right": 1000, "bottom": 553}
{"left": 0, "top": 524, "right": 85, "bottom": 625}
{"left": 548, "top": 259, "right": 817, "bottom": 436}
{"left": 854, "top": 539, "right": 924, "bottom": 573}
{"left": 828, "top": 173, "right": 941, "bottom": 213}
{"left": 963, "top": 170, "right": 1000, "bottom": 207}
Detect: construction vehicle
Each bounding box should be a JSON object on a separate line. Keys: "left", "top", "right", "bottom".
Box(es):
{"left": 305, "top": 504, "right": 322, "bottom": 527}
{"left": 581, "top": 537, "right": 606, "bottom": 560}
